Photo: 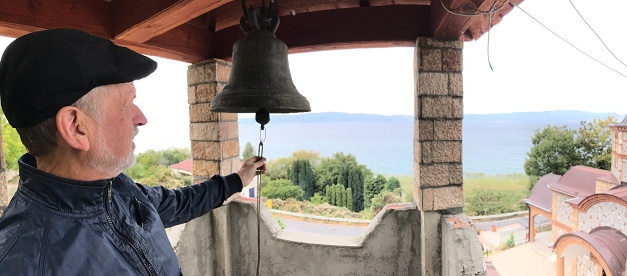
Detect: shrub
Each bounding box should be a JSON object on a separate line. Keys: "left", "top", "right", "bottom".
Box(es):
{"left": 261, "top": 179, "right": 304, "bottom": 200}
{"left": 310, "top": 193, "right": 326, "bottom": 205}
{"left": 370, "top": 191, "right": 402, "bottom": 214}
{"left": 505, "top": 233, "right": 515, "bottom": 248}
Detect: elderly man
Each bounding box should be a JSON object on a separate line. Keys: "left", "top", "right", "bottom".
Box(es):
{"left": 0, "top": 29, "right": 265, "bottom": 275}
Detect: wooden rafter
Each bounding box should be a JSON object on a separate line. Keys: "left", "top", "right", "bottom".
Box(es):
{"left": 112, "top": 0, "right": 233, "bottom": 43}
{"left": 0, "top": 0, "right": 521, "bottom": 62}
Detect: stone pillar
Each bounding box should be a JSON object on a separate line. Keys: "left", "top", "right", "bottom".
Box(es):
{"left": 570, "top": 258, "right": 578, "bottom": 276}
{"left": 179, "top": 58, "right": 240, "bottom": 276}
{"left": 530, "top": 214, "right": 536, "bottom": 243}
{"left": 414, "top": 37, "right": 484, "bottom": 276}
{"left": 557, "top": 255, "right": 565, "bottom": 276}
{"left": 413, "top": 37, "right": 464, "bottom": 212}
{"left": 187, "top": 59, "right": 240, "bottom": 183}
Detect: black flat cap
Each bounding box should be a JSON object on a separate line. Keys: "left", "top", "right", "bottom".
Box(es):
{"left": 0, "top": 28, "right": 157, "bottom": 128}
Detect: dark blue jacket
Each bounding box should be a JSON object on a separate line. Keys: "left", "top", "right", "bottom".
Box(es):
{"left": 0, "top": 154, "right": 242, "bottom": 275}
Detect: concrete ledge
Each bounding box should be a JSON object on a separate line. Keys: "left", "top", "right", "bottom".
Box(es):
{"left": 469, "top": 211, "right": 527, "bottom": 222}
{"left": 177, "top": 200, "right": 421, "bottom": 276}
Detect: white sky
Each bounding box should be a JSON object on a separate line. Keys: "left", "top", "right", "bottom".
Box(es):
{"left": 0, "top": 0, "right": 625, "bottom": 152}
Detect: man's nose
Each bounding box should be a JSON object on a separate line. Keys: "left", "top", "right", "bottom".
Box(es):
{"left": 133, "top": 104, "right": 148, "bottom": 126}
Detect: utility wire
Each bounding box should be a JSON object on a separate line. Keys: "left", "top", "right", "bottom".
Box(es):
{"left": 440, "top": 0, "right": 627, "bottom": 79}
{"left": 567, "top": 0, "right": 627, "bottom": 69}
{"left": 507, "top": 0, "right": 627, "bottom": 79}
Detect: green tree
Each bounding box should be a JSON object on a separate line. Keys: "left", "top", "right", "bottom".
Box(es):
{"left": 349, "top": 167, "right": 364, "bottom": 212}
{"left": 335, "top": 184, "right": 345, "bottom": 207}
{"left": 365, "top": 174, "right": 386, "bottom": 209}
{"left": 290, "top": 159, "right": 315, "bottom": 200}
{"left": 242, "top": 142, "right": 254, "bottom": 160}
{"left": 346, "top": 187, "right": 352, "bottom": 211}
{"left": 123, "top": 148, "right": 192, "bottom": 188}
{"left": 314, "top": 152, "right": 372, "bottom": 195}
{"left": 1, "top": 112, "right": 27, "bottom": 170}
{"left": 327, "top": 185, "right": 335, "bottom": 205}
{"left": 577, "top": 116, "right": 616, "bottom": 170}
{"left": 386, "top": 177, "right": 401, "bottom": 192}
{"left": 264, "top": 150, "right": 320, "bottom": 180}
{"left": 298, "top": 160, "right": 315, "bottom": 200}
{"left": 289, "top": 159, "right": 302, "bottom": 186}
{"left": 261, "top": 179, "right": 304, "bottom": 200}
{"left": 524, "top": 125, "right": 583, "bottom": 189}
{"left": 370, "top": 191, "right": 402, "bottom": 215}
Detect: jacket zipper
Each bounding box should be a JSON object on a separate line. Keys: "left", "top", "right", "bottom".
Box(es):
{"left": 104, "top": 179, "right": 157, "bottom": 276}
{"left": 132, "top": 197, "right": 144, "bottom": 228}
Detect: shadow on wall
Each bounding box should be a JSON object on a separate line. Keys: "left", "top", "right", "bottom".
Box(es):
{"left": 176, "top": 199, "right": 421, "bottom": 276}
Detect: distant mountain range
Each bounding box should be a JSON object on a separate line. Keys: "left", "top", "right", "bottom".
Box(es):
{"left": 239, "top": 110, "right": 624, "bottom": 125}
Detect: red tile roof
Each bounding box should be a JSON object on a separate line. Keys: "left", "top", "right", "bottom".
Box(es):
{"left": 169, "top": 158, "right": 193, "bottom": 173}
{"left": 549, "top": 166, "right": 613, "bottom": 197}
{"left": 554, "top": 227, "right": 627, "bottom": 276}
{"left": 524, "top": 174, "right": 561, "bottom": 212}
{"left": 567, "top": 185, "right": 627, "bottom": 206}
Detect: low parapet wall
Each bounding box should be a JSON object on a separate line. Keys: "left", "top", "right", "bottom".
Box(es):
{"left": 176, "top": 198, "right": 486, "bottom": 276}
{"left": 177, "top": 199, "right": 421, "bottom": 276}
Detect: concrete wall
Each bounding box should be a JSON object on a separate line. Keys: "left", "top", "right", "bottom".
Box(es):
{"left": 178, "top": 200, "right": 422, "bottom": 276}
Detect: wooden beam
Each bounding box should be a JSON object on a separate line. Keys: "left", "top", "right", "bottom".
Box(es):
{"left": 0, "top": 0, "right": 212, "bottom": 63}
{"left": 112, "top": 0, "right": 233, "bottom": 43}
{"left": 0, "top": 0, "right": 111, "bottom": 39}
{"left": 460, "top": 0, "right": 523, "bottom": 41}
{"left": 212, "top": 0, "right": 430, "bottom": 32}
{"left": 213, "top": 5, "right": 430, "bottom": 60}
{"left": 431, "top": 0, "right": 478, "bottom": 39}
{"left": 139, "top": 23, "right": 213, "bottom": 63}
{"left": 431, "top": 0, "right": 523, "bottom": 41}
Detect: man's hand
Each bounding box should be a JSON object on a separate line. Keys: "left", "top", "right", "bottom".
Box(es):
{"left": 238, "top": 156, "right": 267, "bottom": 188}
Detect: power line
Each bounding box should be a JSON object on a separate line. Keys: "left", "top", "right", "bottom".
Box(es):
{"left": 507, "top": 0, "right": 627, "bottom": 79}
{"left": 567, "top": 0, "right": 627, "bottom": 69}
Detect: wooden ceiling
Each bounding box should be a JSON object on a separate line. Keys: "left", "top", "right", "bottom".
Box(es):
{"left": 0, "top": 0, "right": 522, "bottom": 63}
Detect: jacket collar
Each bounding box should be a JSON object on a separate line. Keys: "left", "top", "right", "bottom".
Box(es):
{"left": 18, "top": 153, "right": 112, "bottom": 214}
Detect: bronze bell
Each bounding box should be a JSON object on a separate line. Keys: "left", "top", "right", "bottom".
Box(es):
{"left": 210, "top": 7, "right": 310, "bottom": 114}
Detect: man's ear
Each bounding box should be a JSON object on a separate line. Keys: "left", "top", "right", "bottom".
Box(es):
{"left": 55, "top": 106, "right": 91, "bottom": 152}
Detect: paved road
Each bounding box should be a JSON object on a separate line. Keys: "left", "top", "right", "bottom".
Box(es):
{"left": 475, "top": 215, "right": 550, "bottom": 231}
{"left": 279, "top": 214, "right": 549, "bottom": 236}
{"left": 280, "top": 217, "right": 367, "bottom": 236}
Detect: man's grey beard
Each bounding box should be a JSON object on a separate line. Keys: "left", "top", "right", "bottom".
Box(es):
{"left": 89, "top": 127, "right": 138, "bottom": 176}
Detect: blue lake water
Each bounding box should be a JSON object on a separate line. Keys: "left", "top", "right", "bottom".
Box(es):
{"left": 239, "top": 121, "right": 579, "bottom": 176}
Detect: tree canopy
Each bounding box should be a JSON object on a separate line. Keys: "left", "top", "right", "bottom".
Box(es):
{"left": 242, "top": 142, "right": 254, "bottom": 160}
{"left": 262, "top": 179, "right": 304, "bottom": 200}
{"left": 289, "top": 159, "right": 315, "bottom": 200}
{"left": 0, "top": 112, "right": 27, "bottom": 171}
{"left": 524, "top": 116, "right": 618, "bottom": 190}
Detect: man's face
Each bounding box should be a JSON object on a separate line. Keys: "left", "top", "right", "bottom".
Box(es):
{"left": 88, "top": 82, "right": 147, "bottom": 176}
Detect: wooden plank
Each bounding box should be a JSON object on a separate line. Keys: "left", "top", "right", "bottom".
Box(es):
{"left": 213, "top": 0, "right": 361, "bottom": 32}
{"left": 370, "top": 0, "right": 430, "bottom": 6}
{"left": 213, "top": 5, "right": 430, "bottom": 60}
{"left": 431, "top": 0, "right": 476, "bottom": 39}
{"left": 460, "top": 0, "right": 523, "bottom": 41}
{"left": 0, "top": 0, "right": 111, "bottom": 38}
{"left": 139, "top": 23, "right": 213, "bottom": 62}
{"left": 112, "top": 0, "right": 232, "bottom": 43}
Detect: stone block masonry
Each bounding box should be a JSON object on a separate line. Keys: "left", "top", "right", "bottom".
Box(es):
{"left": 414, "top": 37, "right": 464, "bottom": 212}
{"left": 187, "top": 59, "right": 239, "bottom": 183}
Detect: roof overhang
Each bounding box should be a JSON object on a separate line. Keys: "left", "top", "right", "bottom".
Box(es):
{"left": 0, "top": 0, "right": 524, "bottom": 63}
